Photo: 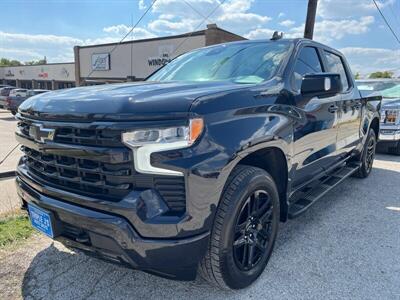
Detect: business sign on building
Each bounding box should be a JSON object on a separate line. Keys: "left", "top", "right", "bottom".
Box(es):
{"left": 91, "top": 53, "right": 110, "bottom": 71}
{"left": 148, "top": 45, "right": 174, "bottom": 67}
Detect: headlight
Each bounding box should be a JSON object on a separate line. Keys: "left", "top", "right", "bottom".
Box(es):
{"left": 122, "top": 118, "right": 204, "bottom": 176}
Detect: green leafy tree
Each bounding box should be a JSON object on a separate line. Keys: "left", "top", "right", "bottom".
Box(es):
{"left": 369, "top": 71, "right": 393, "bottom": 79}
{"left": 24, "top": 57, "right": 47, "bottom": 65}
{"left": 354, "top": 72, "right": 361, "bottom": 80}
{"left": 0, "top": 58, "right": 23, "bottom": 66}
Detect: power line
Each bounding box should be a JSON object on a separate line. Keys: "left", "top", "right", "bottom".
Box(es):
{"left": 171, "top": 0, "right": 227, "bottom": 57}
{"left": 85, "top": 0, "right": 158, "bottom": 79}
{"left": 372, "top": 0, "right": 400, "bottom": 44}
{"left": 387, "top": 3, "right": 400, "bottom": 33}
{"left": 182, "top": 0, "right": 213, "bottom": 24}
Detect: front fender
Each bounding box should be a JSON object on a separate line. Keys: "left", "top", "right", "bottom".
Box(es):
{"left": 151, "top": 104, "right": 294, "bottom": 236}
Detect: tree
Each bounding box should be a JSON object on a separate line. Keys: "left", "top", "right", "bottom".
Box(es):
{"left": 369, "top": 71, "right": 393, "bottom": 79}
{"left": 0, "top": 57, "right": 48, "bottom": 67}
{"left": 24, "top": 57, "right": 47, "bottom": 65}
{"left": 355, "top": 72, "right": 361, "bottom": 80}
{"left": 0, "top": 58, "right": 23, "bottom": 66}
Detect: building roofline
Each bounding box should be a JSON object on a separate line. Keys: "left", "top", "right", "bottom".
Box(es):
{"left": 76, "top": 30, "right": 206, "bottom": 49}
{"left": 210, "top": 26, "right": 247, "bottom": 40}
{"left": 0, "top": 62, "right": 75, "bottom": 68}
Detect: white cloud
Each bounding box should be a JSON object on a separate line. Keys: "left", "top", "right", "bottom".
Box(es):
{"left": 0, "top": 48, "right": 44, "bottom": 61}
{"left": 0, "top": 31, "right": 81, "bottom": 46}
{"left": 0, "top": 31, "right": 80, "bottom": 63}
{"left": 245, "top": 28, "right": 275, "bottom": 40}
{"left": 148, "top": 19, "right": 196, "bottom": 34}
{"left": 149, "top": 0, "right": 271, "bottom": 34}
{"left": 279, "top": 19, "right": 295, "bottom": 27}
{"left": 278, "top": 12, "right": 285, "bottom": 18}
{"left": 0, "top": 25, "right": 156, "bottom": 63}
{"left": 340, "top": 47, "right": 400, "bottom": 75}
{"left": 102, "top": 25, "right": 156, "bottom": 39}
{"left": 139, "top": 0, "right": 146, "bottom": 10}
{"left": 284, "top": 16, "right": 375, "bottom": 43}
{"left": 318, "top": 0, "right": 394, "bottom": 19}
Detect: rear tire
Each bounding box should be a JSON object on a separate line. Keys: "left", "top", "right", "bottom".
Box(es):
{"left": 11, "top": 111, "right": 16, "bottom": 116}
{"left": 199, "top": 165, "right": 280, "bottom": 290}
{"left": 354, "top": 129, "right": 376, "bottom": 178}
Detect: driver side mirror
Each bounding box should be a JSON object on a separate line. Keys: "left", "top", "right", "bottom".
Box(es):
{"left": 301, "top": 73, "right": 342, "bottom": 97}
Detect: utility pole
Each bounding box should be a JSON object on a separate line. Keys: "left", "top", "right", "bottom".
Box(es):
{"left": 304, "top": 0, "right": 318, "bottom": 39}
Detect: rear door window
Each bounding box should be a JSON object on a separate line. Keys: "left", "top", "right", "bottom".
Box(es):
{"left": 323, "top": 51, "right": 350, "bottom": 91}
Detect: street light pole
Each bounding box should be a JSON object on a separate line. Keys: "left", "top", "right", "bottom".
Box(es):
{"left": 304, "top": 0, "right": 318, "bottom": 39}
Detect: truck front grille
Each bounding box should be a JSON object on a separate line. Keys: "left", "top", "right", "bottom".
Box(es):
{"left": 22, "top": 146, "right": 134, "bottom": 200}
{"left": 18, "top": 120, "right": 124, "bottom": 147}
{"left": 20, "top": 144, "right": 186, "bottom": 214}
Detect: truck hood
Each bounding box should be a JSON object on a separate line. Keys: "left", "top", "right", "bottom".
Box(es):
{"left": 19, "top": 81, "right": 248, "bottom": 121}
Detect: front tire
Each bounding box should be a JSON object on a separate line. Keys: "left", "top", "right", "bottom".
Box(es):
{"left": 199, "top": 165, "right": 280, "bottom": 290}
{"left": 354, "top": 129, "right": 376, "bottom": 178}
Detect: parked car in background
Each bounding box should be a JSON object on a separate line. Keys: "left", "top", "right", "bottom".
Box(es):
{"left": 357, "top": 79, "right": 400, "bottom": 154}
{"left": 0, "top": 86, "right": 17, "bottom": 108}
{"left": 9, "top": 88, "right": 28, "bottom": 97}
{"left": 26, "top": 89, "right": 50, "bottom": 97}
{"left": 4, "top": 89, "right": 50, "bottom": 115}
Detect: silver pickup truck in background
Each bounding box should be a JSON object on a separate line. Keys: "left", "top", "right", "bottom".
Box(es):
{"left": 357, "top": 79, "right": 400, "bottom": 154}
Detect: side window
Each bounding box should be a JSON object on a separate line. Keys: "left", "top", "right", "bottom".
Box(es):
{"left": 291, "top": 47, "right": 323, "bottom": 92}
{"left": 323, "top": 51, "right": 350, "bottom": 91}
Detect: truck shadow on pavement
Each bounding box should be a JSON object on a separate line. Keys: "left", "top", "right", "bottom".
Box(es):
{"left": 20, "top": 158, "right": 400, "bottom": 299}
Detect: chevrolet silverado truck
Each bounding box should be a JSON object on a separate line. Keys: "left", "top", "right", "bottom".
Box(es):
{"left": 15, "top": 38, "right": 381, "bottom": 290}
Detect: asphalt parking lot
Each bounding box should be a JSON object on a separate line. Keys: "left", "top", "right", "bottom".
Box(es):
{"left": 0, "top": 110, "right": 21, "bottom": 214}
{"left": 0, "top": 110, "right": 399, "bottom": 300}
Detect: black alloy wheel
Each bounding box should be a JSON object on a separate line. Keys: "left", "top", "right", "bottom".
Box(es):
{"left": 365, "top": 133, "right": 376, "bottom": 174}
{"left": 354, "top": 129, "right": 376, "bottom": 178}
{"left": 233, "top": 190, "right": 274, "bottom": 271}
{"left": 199, "top": 165, "right": 280, "bottom": 290}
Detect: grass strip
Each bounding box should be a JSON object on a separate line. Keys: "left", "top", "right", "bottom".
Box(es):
{"left": 0, "top": 213, "right": 34, "bottom": 248}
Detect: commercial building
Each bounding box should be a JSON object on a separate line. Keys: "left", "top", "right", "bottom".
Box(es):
{"left": 0, "top": 63, "right": 75, "bottom": 89}
{"left": 75, "top": 24, "right": 245, "bottom": 85}
{"left": 0, "top": 24, "right": 244, "bottom": 89}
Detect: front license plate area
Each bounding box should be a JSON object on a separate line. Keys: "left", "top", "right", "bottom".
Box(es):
{"left": 28, "top": 204, "right": 54, "bottom": 238}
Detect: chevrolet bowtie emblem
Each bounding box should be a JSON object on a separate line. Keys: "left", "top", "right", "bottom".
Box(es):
{"left": 29, "top": 123, "right": 56, "bottom": 143}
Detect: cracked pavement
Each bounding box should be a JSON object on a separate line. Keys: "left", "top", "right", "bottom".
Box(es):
{"left": 0, "top": 154, "right": 399, "bottom": 300}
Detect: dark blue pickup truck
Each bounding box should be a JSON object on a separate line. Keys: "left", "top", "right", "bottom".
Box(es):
{"left": 15, "top": 38, "right": 380, "bottom": 290}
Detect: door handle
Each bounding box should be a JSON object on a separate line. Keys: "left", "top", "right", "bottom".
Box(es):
{"left": 328, "top": 105, "right": 338, "bottom": 113}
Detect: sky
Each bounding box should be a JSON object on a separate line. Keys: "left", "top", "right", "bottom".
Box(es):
{"left": 0, "top": 0, "right": 399, "bottom": 76}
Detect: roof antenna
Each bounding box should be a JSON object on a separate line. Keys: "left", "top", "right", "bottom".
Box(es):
{"left": 271, "top": 31, "right": 283, "bottom": 40}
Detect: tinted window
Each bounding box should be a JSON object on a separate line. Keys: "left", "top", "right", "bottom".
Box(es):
{"left": 292, "top": 47, "right": 322, "bottom": 92}
{"left": 324, "top": 51, "right": 349, "bottom": 91}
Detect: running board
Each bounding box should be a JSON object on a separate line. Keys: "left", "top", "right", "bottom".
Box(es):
{"left": 288, "top": 163, "right": 360, "bottom": 219}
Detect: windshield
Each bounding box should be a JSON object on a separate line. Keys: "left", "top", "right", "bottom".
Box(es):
{"left": 357, "top": 81, "right": 398, "bottom": 92}
{"left": 380, "top": 85, "right": 400, "bottom": 99}
{"left": 357, "top": 81, "right": 400, "bottom": 99}
{"left": 147, "top": 42, "right": 291, "bottom": 84}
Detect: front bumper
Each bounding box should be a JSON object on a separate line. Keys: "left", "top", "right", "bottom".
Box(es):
{"left": 379, "top": 129, "right": 400, "bottom": 141}
{"left": 16, "top": 175, "right": 210, "bottom": 280}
